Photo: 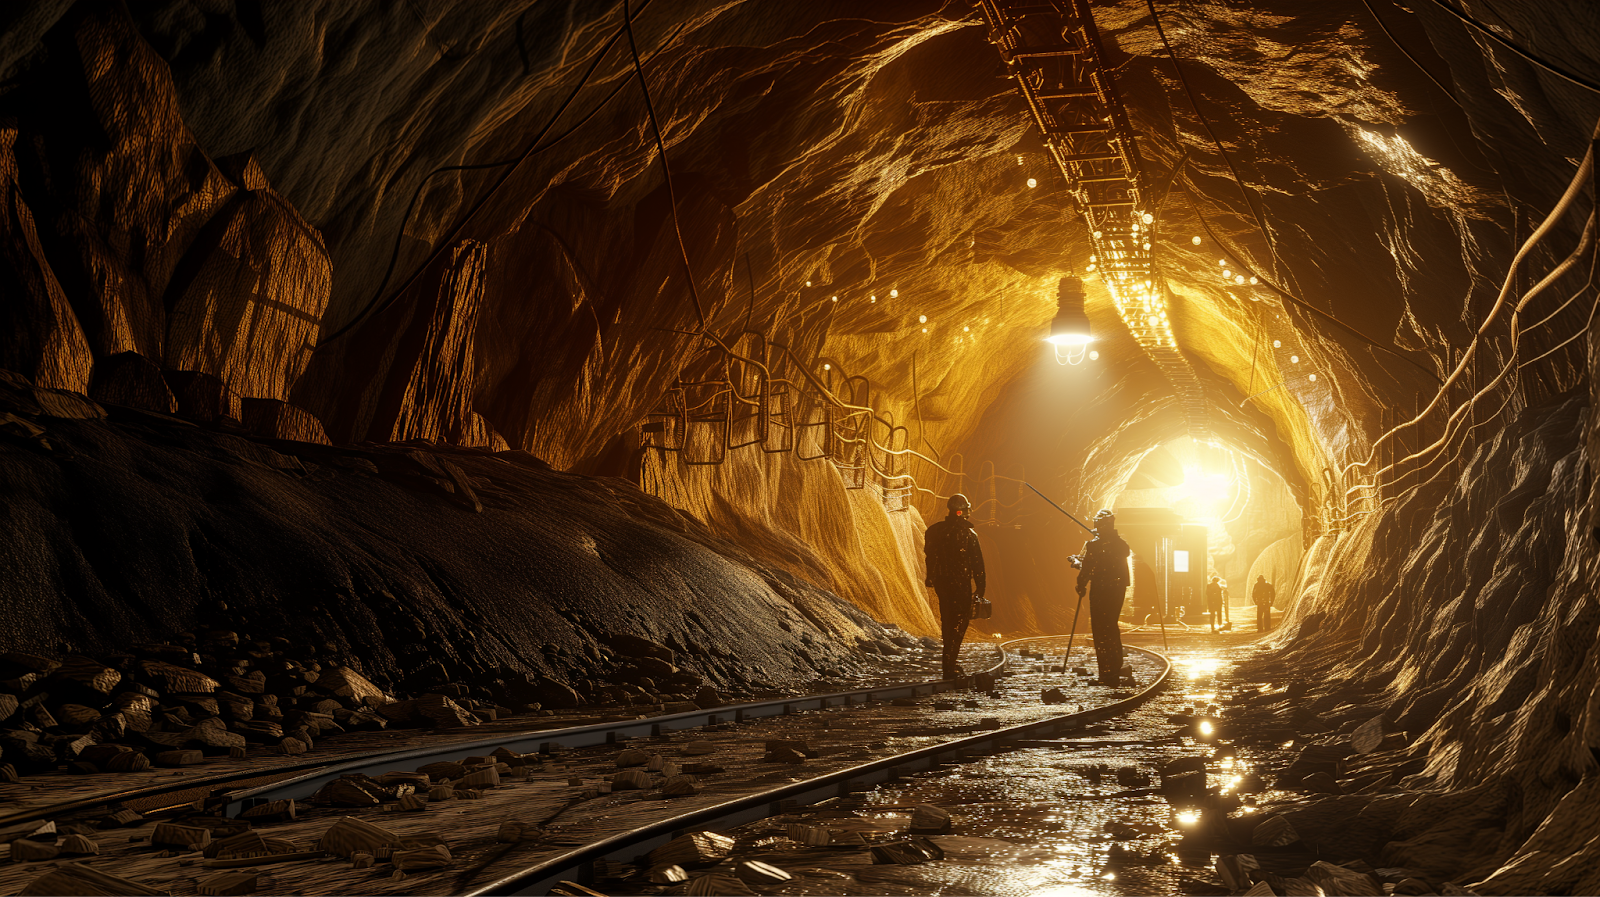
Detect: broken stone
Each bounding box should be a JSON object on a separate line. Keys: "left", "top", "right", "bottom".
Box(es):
{"left": 1251, "top": 815, "right": 1300, "bottom": 847}
{"left": 397, "top": 794, "right": 426, "bottom": 812}
{"left": 139, "top": 661, "right": 218, "bottom": 694}
{"left": 57, "top": 834, "right": 96, "bottom": 856}
{"left": 661, "top": 774, "right": 698, "bottom": 797}
{"left": 1217, "top": 854, "right": 1262, "bottom": 891}
{"left": 1302, "top": 771, "right": 1343, "bottom": 794}
{"left": 16, "top": 863, "right": 167, "bottom": 895}
{"left": 99, "top": 808, "right": 144, "bottom": 828}
{"left": 416, "top": 694, "right": 475, "bottom": 728}
{"left": 681, "top": 871, "right": 752, "bottom": 896}
{"left": 683, "top": 741, "right": 716, "bottom": 756}
{"left": 1305, "top": 860, "right": 1383, "bottom": 896}
{"left": 313, "top": 777, "right": 382, "bottom": 808}
{"left": 735, "top": 860, "right": 792, "bottom": 886}
{"left": 238, "top": 800, "right": 295, "bottom": 822}
{"left": 648, "top": 864, "right": 689, "bottom": 884}
{"left": 10, "top": 839, "right": 60, "bottom": 862}
{"left": 459, "top": 766, "right": 500, "bottom": 789}
{"left": 785, "top": 824, "right": 833, "bottom": 847}
{"left": 416, "top": 760, "right": 466, "bottom": 781}
{"left": 392, "top": 843, "right": 452, "bottom": 870}
{"left": 870, "top": 837, "right": 944, "bottom": 864}
{"left": 908, "top": 804, "right": 952, "bottom": 834}
{"left": 615, "top": 748, "right": 650, "bottom": 768}
{"left": 151, "top": 823, "right": 212, "bottom": 851}
{"left": 317, "top": 817, "right": 401, "bottom": 858}
{"left": 197, "top": 871, "right": 258, "bottom": 895}
{"left": 612, "top": 768, "right": 651, "bottom": 790}
{"left": 315, "top": 666, "right": 391, "bottom": 706}
{"left": 648, "top": 831, "right": 735, "bottom": 867}
{"left": 427, "top": 785, "right": 455, "bottom": 802}
{"left": 350, "top": 853, "right": 374, "bottom": 869}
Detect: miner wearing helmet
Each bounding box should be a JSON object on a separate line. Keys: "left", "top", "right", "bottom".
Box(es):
{"left": 923, "top": 493, "right": 987, "bottom": 680}
{"left": 1070, "top": 509, "right": 1131, "bottom": 685}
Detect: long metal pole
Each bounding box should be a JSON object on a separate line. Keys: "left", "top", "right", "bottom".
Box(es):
{"left": 1024, "top": 483, "right": 1097, "bottom": 534}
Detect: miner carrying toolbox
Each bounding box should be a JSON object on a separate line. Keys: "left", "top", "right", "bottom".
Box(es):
{"left": 923, "top": 493, "right": 986, "bottom": 681}
{"left": 1070, "top": 509, "right": 1131, "bottom": 685}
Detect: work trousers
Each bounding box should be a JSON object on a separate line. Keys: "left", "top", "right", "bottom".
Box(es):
{"left": 934, "top": 584, "right": 974, "bottom": 680}
{"left": 1088, "top": 583, "right": 1124, "bottom": 684}
{"left": 1256, "top": 604, "right": 1272, "bottom": 632}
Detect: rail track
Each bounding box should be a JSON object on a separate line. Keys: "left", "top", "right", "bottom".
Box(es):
{"left": 0, "top": 636, "right": 1169, "bottom": 896}
{"left": 469, "top": 638, "right": 1170, "bottom": 896}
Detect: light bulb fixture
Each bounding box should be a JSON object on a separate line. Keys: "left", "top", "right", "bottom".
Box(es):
{"left": 823, "top": 363, "right": 831, "bottom": 370}
{"left": 918, "top": 314, "right": 927, "bottom": 324}
{"left": 890, "top": 288, "right": 899, "bottom": 298}
{"left": 1089, "top": 350, "right": 1100, "bottom": 360}
{"left": 831, "top": 295, "right": 838, "bottom": 302}
{"left": 1192, "top": 236, "right": 1202, "bottom": 245}
{"left": 870, "top": 295, "right": 877, "bottom": 303}
{"left": 1309, "top": 373, "right": 1318, "bottom": 381}
{"left": 1049, "top": 276, "right": 1093, "bottom": 366}
{"left": 805, "top": 280, "right": 812, "bottom": 287}
{"left": 1249, "top": 276, "right": 1259, "bottom": 285}
{"left": 963, "top": 325, "right": 970, "bottom": 332}
{"left": 1027, "top": 177, "right": 1038, "bottom": 188}
{"left": 1273, "top": 340, "right": 1281, "bottom": 348}
{"left": 1290, "top": 355, "right": 1300, "bottom": 363}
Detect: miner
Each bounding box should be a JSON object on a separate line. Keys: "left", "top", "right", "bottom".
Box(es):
{"left": 924, "top": 493, "right": 986, "bottom": 681}
{"left": 1206, "top": 575, "right": 1227, "bottom": 632}
{"left": 1071, "top": 509, "right": 1131, "bottom": 685}
{"left": 1253, "top": 575, "right": 1276, "bottom": 632}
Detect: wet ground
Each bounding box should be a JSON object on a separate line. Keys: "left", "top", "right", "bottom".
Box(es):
{"left": 686, "top": 626, "right": 1276, "bottom": 897}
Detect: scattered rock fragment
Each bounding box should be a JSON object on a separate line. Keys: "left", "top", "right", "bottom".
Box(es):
{"left": 908, "top": 804, "right": 952, "bottom": 834}
{"left": 734, "top": 861, "right": 792, "bottom": 886}
{"left": 613, "top": 769, "right": 650, "bottom": 790}
{"left": 648, "top": 864, "right": 689, "bottom": 884}
{"left": 16, "top": 862, "right": 166, "bottom": 896}
{"left": 870, "top": 837, "right": 944, "bottom": 864}
{"left": 648, "top": 831, "right": 735, "bottom": 867}
{"left": 57, "top": 834, "right": 97, "bottom": 855}
{"left": 317, "top": 817, "right": 401, "bottom": 858}
{"left": 1251, "top": 815, "right": 1300, "bottom": 848}
{"left": 392, "top": 844, "right": 452, "bottom": 870}
{"left": 10, "top": 839, "right": 60, "bottom": 862}
{"left": 151, "top": 823, "right": 211, "bottom": 851}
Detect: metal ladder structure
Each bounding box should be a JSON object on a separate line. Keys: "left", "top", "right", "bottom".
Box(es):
{"left": 978, "top": 0, "right": 1212, "bottom": 441}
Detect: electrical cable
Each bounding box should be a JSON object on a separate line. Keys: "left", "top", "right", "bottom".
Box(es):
{"left": 1421, "top": 0, "right": 1600, "bottom": 96}
{"left": 1144, "top": 0, "right": 1283, "bottom": 281}
{"left": 320, "top": 0, "right": 671, "bottom": 344}
{"left": 623, "top": 0, "right": 709, "bottom": 330}
{"left": 1359, "top": 0, "right": 1467, "bottom": 110}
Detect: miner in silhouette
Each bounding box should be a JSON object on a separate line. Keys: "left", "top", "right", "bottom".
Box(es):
{"left": 1206, "top": 575, "right": 1227, "bottom": 632}
{"left": 1071, "top": 509, "right": 1131, "bottom": 685}
{"left": 1253, "top": 575, "right": 1276, "bottom": 632}
{"left": 924, "top": 493, "right": 986, "bottom": 681}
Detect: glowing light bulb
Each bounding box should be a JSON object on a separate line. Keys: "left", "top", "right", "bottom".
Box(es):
{"left": 1223, "top": 270, "right": 1232, "bottom": 279}
{"left": 1093, "top": 230, "right": 1103, "bottom": 239}
{"left": 963, "top": 325, "right": 970, "bottom": 332}
{"left": 890, "top": 288, "right": 899, "bottom": 298}
{"left": 1192, "top": 236, "right": 1202, "bottom": 245}
{"left": 918, "top": 314, "right": 927, "bottom": 324}
{"left": 805, "top": 280, "right": 812, "bottom": 287}
{"left": 1089, "top": 350, "right": 1099, "bottom": 360}
{"left": 1219, "top": 259, "right": 1227, "bottom": 266}
{"left": 1198, "top": 720, "right": 1214, "bottom": 737}
{"left": 921, "top": 327, "right": 927, "bottom": 333}
{"left": 1235, "top": 275, "right": 1246, "bottom": 284}
{"left": 823, "top": 363, "right": 831, "bottom": 370}
{"left": 1291, "top": 355, "right": 1300, "bottom": 363}
{"left": 870, "top": 296, "right": 877, "bottom": 303}
{"left": 831, "top": 296, "right": 838, "bottom": 302}
{"left": 1027, "top": 177, "right": 1038, "bottom": 188}
{"left": 1249, "top": 276, "right": 1259, "bottom": 285}
{"left": 1142, "top": 212, "right": 1154, "bottom": 224}
{"left": 1086, "top": 263, "right": 1096, "bottom": 271}
{"left": 1143, "top": 242, "right": 1151, "bottom": 250}
{"left": 1309, "top": 373, "right": 1318, "bottom": 381}
{"left": 1273, "top": 340, "right": 1281, "bottom": 348}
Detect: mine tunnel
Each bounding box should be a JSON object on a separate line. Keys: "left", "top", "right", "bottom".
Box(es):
{"left": 0, "top": 0, "right": 1596, "bottom": 894}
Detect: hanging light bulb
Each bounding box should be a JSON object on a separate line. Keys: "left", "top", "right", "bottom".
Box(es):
{"left": 1309, "top": 373, "right": 1318, "bottom": 381}
{"left": 1273, "top": 339, "right": 1281, "bottom": 348}
{"left": 1192, "top": 236, "right": 1202, "bottom": 245}
{"left": 831, "top": 295, "right": 838, "bottom": 302}
{"left": 890, "top": 288, "right": 899, "bottom": 298}
{"left": 805, "top": 281, "right": 812, "bottom": 287}
{"left": 1093, "top": 230, "right": 1103, "bottom": 239}
{"left": 963, "top": 325, "right": 970, "bottom": 332}
{"left": 1290, "top": 355, "right": 1300, "bottom": 364}
{"left": 1235, "top": 274, "right": 1246, "bottom": 284}
{"left": 1027, "top": 177, "right": 1038, "bottom": 188}
{"left": 870, "top": 295, "right": 877, "bottom": 303}
{"left": 1142, "top": 212, "right": 1154, "bottom": 224}
{"left": 918, "top": 314, "right": 927, "bottom": 324}
{"left": 1089, "top": 350, "right": 1100, "bottom": 360}
{"left": 1046, "top": 276, "right": 1093, "bottom": 346}
{"left": 823, "top": 363, "right": 831, "bottom": 370}
{"left": 1249, "top": 276, "right": 1259, "bottom": 285}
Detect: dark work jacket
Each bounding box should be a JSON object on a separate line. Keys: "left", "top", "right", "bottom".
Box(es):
{"left": 1253, "top": 581, "right": 1276, "bottom": 606}
{"left": 924, "top": 516, "right": 986, "bottom": 595}
{"left": 1078, "top": 529, "right": 1130, "bottom": 591}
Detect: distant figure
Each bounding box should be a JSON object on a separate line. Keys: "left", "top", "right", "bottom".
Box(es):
{"left": 1206, "top": 575, "right": 1226, "bottom": 632}
{"left": 1071, "top": 509, "right": 1131, "bottom": 685}
{"left": 1252, "top": 575, "right": 1276, "bottom": 632}
{"left": 924, "top": 493, "right": 986, "bottom": 681}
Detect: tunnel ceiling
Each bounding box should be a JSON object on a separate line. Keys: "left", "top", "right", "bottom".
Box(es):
{"left": 1, "top": 0, "right": 1597, "bottom": 546}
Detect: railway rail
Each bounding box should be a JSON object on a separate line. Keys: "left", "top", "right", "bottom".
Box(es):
{"left": 471, "top": 638, "right": 1170, "bottom": 896}
{"left": 0, "top": 636, "right": 1169, "bottom": 896}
